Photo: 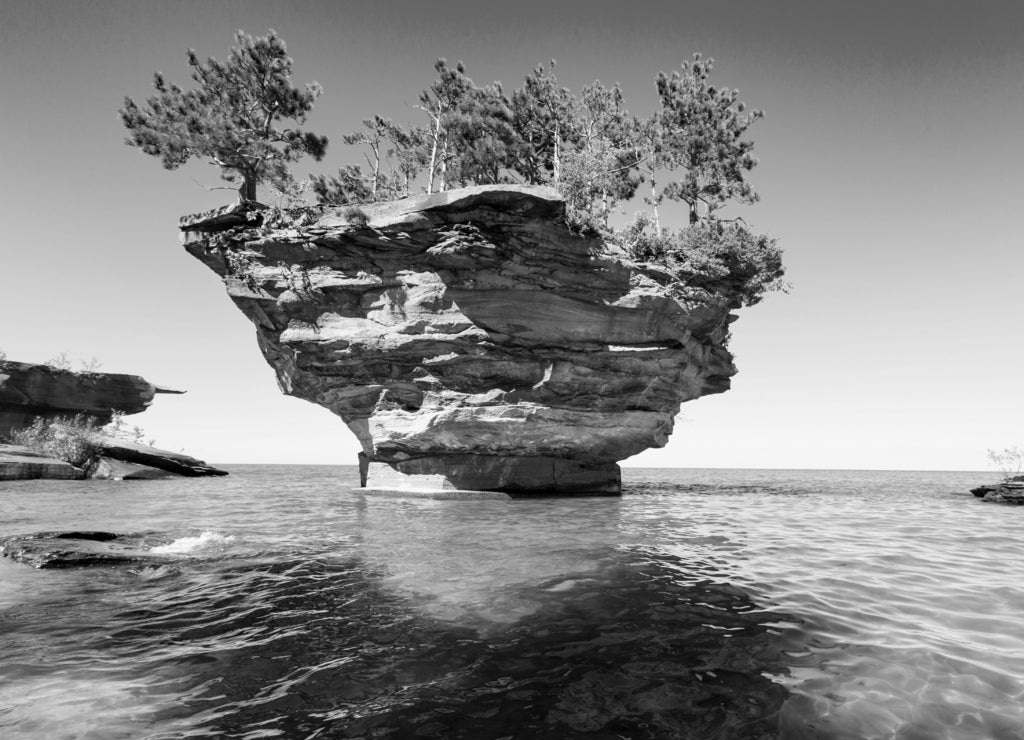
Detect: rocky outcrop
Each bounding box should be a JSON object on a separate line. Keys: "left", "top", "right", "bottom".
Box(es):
{"left": 0, "top": 444, "right": 86, "bottom": 480}
{"left": 181, "top": 185, "right": 742, "bottom": 494}
{"left": 0, "top": 360, "right": 181, "bottom": 438}
{"left": 971, "top": 479, "right": 1024, "bottom": 505}
{"left": 89, "top": 438, "right": 227, "bottom": 478}
{"left": 0, "top": 360, "right": 226, "bottom": 480}
{"left": 0, "top": 439, "right": 227, "bottom": 481}
{"left": 0, "top": 531, "right": 164, "bottom": 568}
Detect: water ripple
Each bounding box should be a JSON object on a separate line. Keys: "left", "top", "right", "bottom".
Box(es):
{"left": 1, "top": 466, "right": 1022, "bottom": 738}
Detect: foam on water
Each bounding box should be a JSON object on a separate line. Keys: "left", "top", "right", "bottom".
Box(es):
{"left": 149, "top": 530, "right": 236, "bottom": 555}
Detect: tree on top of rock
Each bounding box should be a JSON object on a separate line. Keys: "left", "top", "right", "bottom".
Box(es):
{"left": 510, "top": 61, "right": 575, "bottom": 184}
{"left": 415, "top": 58, "right": 476, "bottom": 193}
{"left": 654, "top": 54, "right": 763, "bottom": 224}
{"left": 443, "top": 81, "right": 519, "bottom": 187}
{"left": 119, "top": 29, "right": 328, "bottom": 202}
{"left": 561, "top": 81, "right": 642, "bottom": 228}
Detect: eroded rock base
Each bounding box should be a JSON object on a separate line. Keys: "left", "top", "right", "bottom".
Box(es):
{"left": 359, "top": 454, "right": 622, "bottom": 495}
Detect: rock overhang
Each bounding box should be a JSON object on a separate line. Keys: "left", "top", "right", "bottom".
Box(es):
{"left": 181, "top": 185, "right": 741, "bottom": 494}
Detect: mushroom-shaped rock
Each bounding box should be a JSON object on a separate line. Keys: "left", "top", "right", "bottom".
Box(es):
{"left": 182, "top": 185, "right": 743, "bottom": 495}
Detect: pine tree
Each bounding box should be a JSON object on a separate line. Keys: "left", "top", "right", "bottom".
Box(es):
{"left": 316, "top": 119, "right": 429, "bottom": 204}
{"left": 510, "top": 61, "right": 575, "bottom": 183}
{"left": 343, "top": 116, "right": 393, "bottom": 197}
{"left": 119, "top": 29, "right": 328, "bottom": 202}
{"left": 383, "top": 122, "right": 429, "bottom": 196}
{"left": 567, "top": 81, "right": 641, "bottom": 227}
{"left": 309, "top": 165, "right": 374, "bottom": 206}
{"left": 415, "top": 59, "right": 475, "bottom": 193}
{"left": 445, "top": 82, "right": 518, "bottom": 186}
{"left": 654, "top": 54, "right": 763, "bottom": 224}
{"left": 621, "top": 113, "right": 674, "bottom": 230}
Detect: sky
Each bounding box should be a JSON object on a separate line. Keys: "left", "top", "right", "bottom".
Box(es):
{"left": 1, "top": 0, "right": 1022, "bottom": 470}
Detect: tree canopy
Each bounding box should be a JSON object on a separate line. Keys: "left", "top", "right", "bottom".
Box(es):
{"left": 315, "top": 54, "right": 764, "bottom": 227}
{"left": 120, "top": 29, "right": 328, "bottom": 201}
{"left": 121, "top": 35, "right": 783, "bottom": 306}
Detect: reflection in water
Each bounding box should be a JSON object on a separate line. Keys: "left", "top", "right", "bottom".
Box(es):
{"left": 2, "top": 466, "right": 1023, "bottom": 739}
{"left": 0, "top": 549, "right": 797, "bottom": 738}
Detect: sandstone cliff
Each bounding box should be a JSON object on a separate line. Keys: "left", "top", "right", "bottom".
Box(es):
{"left": 181, "top": 185, "right": 741, "bottom": 494}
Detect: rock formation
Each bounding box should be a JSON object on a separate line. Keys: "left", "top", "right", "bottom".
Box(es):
{"left": 181, "top": 185, "right": 743, "bottom": 495}
{"left": 0, "top": 360, "right": 180, "bottom": 438}
{"left": 0, "top": 360, "right": 227, "bottom": 480}
{"left": 0, "top": 531, "right": 167, "bottom": 568}
{"left": 970, "top": 478, "right": 1024, "bottom": 505}
{"left": 0, "top": 444, "right": 87, "bottom": 480}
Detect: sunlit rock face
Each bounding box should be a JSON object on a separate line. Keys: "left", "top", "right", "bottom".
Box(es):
{"left": 0, "top": 360, "right": 180, "bottom": 438}
{"left": 181, "top": 185, "right": 739, "bottom": 494}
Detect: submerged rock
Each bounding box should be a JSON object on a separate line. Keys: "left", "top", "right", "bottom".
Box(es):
{"left": 182, "top": 186, "right": 747, "bottom": 494}
{"left": 0, "top": 531, "right": 163, "bottom": 568}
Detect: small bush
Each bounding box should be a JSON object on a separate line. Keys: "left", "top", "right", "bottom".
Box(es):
{"left": 618, "top": 211, "right": 673, "bottom": 261}
{"left": 342, "top": 205, "right": 369, "bottom": 228}
{"left": 45, "top": 353, "right": 74, "bottom": 372}
{"left": 103, "top": 410, "right": 154, "bottom": 446}
{"left": 616, "top": 215, "right": 787, "bottom": 307}
{"left": 988, "top": 446, "right": 1024, "bottom": 481}
{"left": 8, "top": 415, "right": 102, "bottom": 469}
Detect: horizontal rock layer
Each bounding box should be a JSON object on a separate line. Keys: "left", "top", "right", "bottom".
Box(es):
{"left": 91, "top": 437, "right": 228, "bottom": 478}
{"left": 0, "top": 439, "right": 227, "bottom": 481}
{"left": 0, "top": 360, "right": 181, "bottom": 438}
{"left": 182, "top": 186, "right": 741, "bottom": 493}
{"left": 0, "top": 444, "right": 86, "bottom": 480}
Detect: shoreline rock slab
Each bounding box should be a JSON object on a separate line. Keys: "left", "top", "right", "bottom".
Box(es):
{"left": 182, "top": 186, "right": 744, "bottom": 495}
{"left": 0, "top": 444, "right": 86, "bottom": 480}
{"left": 0, "top": 441, "right": 226, "bottom": 481}
{"left": 89, "top": 456, "right": 178, "bottom": 480}
{"left": 970, "top": 481, "right": 1024, "bottom": 505}
{"left": 91, "top": 437, "right": 228, "bottom": 478}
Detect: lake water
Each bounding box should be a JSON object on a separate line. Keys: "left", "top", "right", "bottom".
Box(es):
{"left": 1, "top": 467, "right": 1021, "bottom": 739}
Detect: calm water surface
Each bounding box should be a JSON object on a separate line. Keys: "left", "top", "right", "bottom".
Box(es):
{"left": 0, "top": 467, "right": 1021, "bottom": 739}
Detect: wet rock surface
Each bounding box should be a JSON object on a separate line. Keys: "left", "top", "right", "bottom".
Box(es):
{"left": 0, "top": 531, "right": 166, "bottom": 568}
